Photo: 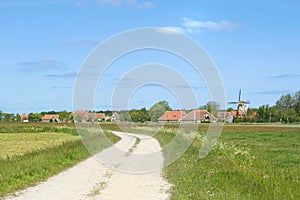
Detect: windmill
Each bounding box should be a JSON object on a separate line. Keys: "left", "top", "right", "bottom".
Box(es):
{"left": 228, "top": 89, "right": 250, "bottom": 117}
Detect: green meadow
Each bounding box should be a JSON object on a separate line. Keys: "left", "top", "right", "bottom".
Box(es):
{"left": 0, "top": 122, "right": 299, "bottom": 199}
{"left": 155, "top": 125, "right": 300, "bottom": 200}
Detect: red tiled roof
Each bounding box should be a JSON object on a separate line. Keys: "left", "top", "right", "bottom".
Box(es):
{"left": 217, "top": 111, "right": 232, "bottom": 118}
{"left": 231, "top": 110, "right": 245, "bottom": 117}
{"left": 74, "top": 110, "right": 88, "bottom": 115}
{"left": 73, "top": 110, "right": 89, "bottom": 121}
{"left": 20, "top": 114, "right": 28, "bottom": 119}
{"left": 73, "top": 111, "right": 107, "bottom": 121}
{"left": 182, "top": 110, "right": 216, "bottom": 121}
{"left": 95, "top": 113, "right": 105, "bottom": 119}
{"left": 158, "top": 111, "right": 187, "bottom": 121}
{"left": 42, "top": 114, "right": 59, "bottom": 120}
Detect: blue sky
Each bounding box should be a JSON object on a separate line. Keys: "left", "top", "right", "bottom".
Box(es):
{"left": 0, "top": 0, "right": 299, "bottom": 113}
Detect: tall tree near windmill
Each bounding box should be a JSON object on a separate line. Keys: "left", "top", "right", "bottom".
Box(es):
{"left": 228, "top": 89, "right": 250, "bottom": 117}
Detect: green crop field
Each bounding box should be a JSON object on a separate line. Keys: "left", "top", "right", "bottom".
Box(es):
{"left": 154, "top": 125, "right": 300, "bottom": 200}
{"left": 0, "top": 132, "right": 78, "bottom": 159}
{"left": 0, "top": 122, "right": 120, "bottom": 197}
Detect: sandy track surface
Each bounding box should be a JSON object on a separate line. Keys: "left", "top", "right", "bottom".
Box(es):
{"left": 6, "top": 132, "right": 171, "bottom": 200}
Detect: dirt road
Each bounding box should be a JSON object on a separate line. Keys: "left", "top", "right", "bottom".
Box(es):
{"left": 6, "top": 132, "right": 171, "bottom": 200}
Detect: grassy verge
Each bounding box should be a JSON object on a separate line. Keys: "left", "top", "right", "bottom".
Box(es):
{"left": 154, "top": 127, "right": 300, "bottom": 199}
{"left": 0, "top": 130, "right": 120, "bottom": 197}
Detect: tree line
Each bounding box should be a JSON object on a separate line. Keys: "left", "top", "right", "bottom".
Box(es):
{"left": 0, "top": 91, "right": 299, "bottom": 123}
{"left": 254, "top": 91, "right": 300, "bottom": 123}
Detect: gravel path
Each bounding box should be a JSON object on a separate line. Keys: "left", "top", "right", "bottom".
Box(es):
{"left": 6, "top": 132, "right": 171, "bottom": 200}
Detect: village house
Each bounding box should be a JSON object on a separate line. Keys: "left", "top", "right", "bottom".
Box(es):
{"left": 231, "top": 110, "right": 246, "bottom": 118}
{"left": 230, "top": 110, "right": 257, "bottom": 119}
{"left": 181, "top": 110, "right": 216, "bottom": 123}
{"left": 157, "top": 111, "right": 187, "bottom": 122}
{"left": 217, "top": 111, "right": 234, "bottom": 123}
{"left": 72, "top": 110, "right": 89, "bottom": 122}
{"left": 111, "top": 112, "right": 120, "bottom": 122}
{"left": 95, "top": 113, "right": 105, "bottom": 122}
{"left": 42, "top": 114, "right": 60, "bottom": 122}
{"left": 20, "top": 113, "right": 29, "bottom": 123}
{"left": 104, "top": 112, "right": 120, "bottom": 122}
{"left": 72, "top": 110, "right": 120, "bottom": 123}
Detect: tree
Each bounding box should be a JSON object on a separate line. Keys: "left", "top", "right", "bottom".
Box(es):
{"left": 104, "top": 110, "right": 112, "bottom": 116}
{"left": 15, "top": 113, "right": 21, "bottom": 122}
{"left": 130, "top": 110, "right": 140, "bottom": 122}
{"left": 129, "top": 108, "right": 150, "bottom": 123}
{"left": 149, "top": 100, "right": 171, "bottom": 122}
{"left": 0, "top": 111, "right": 4, "bottom": 121}
{"left": 119, "top": 110, "right": 130, "bottom": 121}
{"left": 293, "top": 91, "right": 300, "bottom": 115}
{"left": 1, "top": 113, "right": 14, "bottom": 122}
{"left": 276, "top": 93, "right": 299, "bottom": 123}
{"left": 226, "top": 107, "right": 233, "bottom": 112}
{"left": 28, "top": 113, "right": 42, "bottom": 122}
{"left": 276, "top": 94, "right": 294, "bottom": 109}
{"left": 59, "top": 110, "right": 70, "bottom": 122}
{"left": 256, "top": 105, "right": 268, "bottom": 122}
{"left": 205, "top": 101, "right": 220, "bottom": 116}
{"left": 138, "top": 107, "right": 150, "bottom": 123}
{"left": 268, "top": 106, "right": 280, "bottom": 122}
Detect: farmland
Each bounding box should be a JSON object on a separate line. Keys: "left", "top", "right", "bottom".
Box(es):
{"left": 0, "top": 133, "right": 78, "bottom": 159}
{"left": 0, "top": 122, "right": 299, "bottom": 199}
{"left": 0, "top": 122, "right": 120, "bottom": 197}
{"left": 154, "top": 125, "right": 300, "bottom": 199}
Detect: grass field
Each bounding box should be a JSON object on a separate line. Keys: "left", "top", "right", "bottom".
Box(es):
{"left": 0, "top": 122, "right": 77, "bottom": 135}
{"left": 1, "top": 122, "right": 299, "bottom": 199}
{"left": 154, "top": 125, "right": 300, "bottom": 199}
{"left": 0, "top": 132, "right": 78, "bottom": 159}
{"left": 0, "top": 122, "right": 120, "bottom": 197}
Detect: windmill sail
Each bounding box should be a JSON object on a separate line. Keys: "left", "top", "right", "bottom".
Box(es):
{"left": 228, "top": 89, "right": 250, "bottom": 117}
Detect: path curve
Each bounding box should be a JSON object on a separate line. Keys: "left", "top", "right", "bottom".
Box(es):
{"left": 6, "top": 132, "right": 171, "bottom": 200}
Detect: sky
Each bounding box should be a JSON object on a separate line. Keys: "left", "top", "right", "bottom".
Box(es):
{"left": 0, "top": 0, "right": 300, "bottom": 113}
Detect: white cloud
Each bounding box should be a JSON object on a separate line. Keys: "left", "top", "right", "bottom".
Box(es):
{"left": 182, "top": 18, "right": 239, "bottom": 33}
{"left": 45, "top": 72, "right": 77, "bottom": 79}
{"left": 271, "top": 74, "right": 300, "bottom": 79}
{"left": 156, "top": 26, "right": 186, "bottom": 35}
{"left": 140, "top": 1, "right": 154, "bottom": 8}
{"left": 74, "top": 0, "right": 89, "bottom": 7}
{"left": 18, "top": 59, "right": 67, "bottom": 73}
{"left": 158, "top": 18, "right": 239, "bottom": 36}
{"left": 96, "top": 0, "right": 154, "bottom": 8}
